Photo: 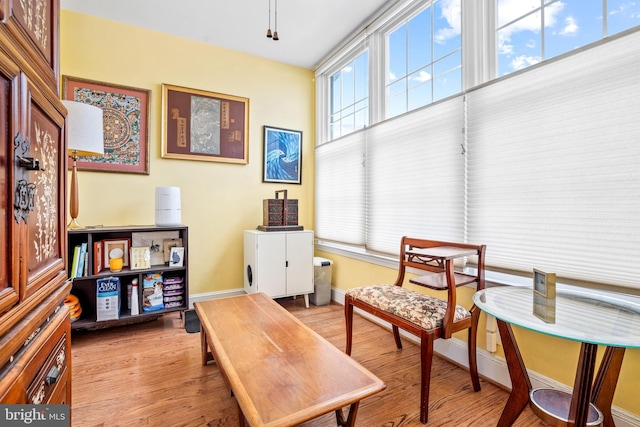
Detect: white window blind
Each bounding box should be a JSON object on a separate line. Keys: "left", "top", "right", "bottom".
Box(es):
{"left": 315, "top": 96, "right": 465, "bottom": 255}
{"left": 315, "top": 131, "right": 366, "bottom": 246}
{"left": 366, "top": 96, "right": 466, "bottom": 254}
{"left": 466, "top": 31, "right": 640, "bottom": 288}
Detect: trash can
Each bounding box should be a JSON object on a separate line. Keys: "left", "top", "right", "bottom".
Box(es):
{"left": 310, "top": 257, "right": 332, "bottom": 306}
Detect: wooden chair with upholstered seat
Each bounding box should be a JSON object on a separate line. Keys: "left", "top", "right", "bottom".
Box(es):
{"left": 344, "top": 236, "right": 486, "bottom": 423}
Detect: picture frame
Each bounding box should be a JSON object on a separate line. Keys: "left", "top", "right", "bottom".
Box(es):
{"left": 163, "top": 238, "right": 183, "bottom": 263}
{"left": 130, "top": 246, "right": 151, "bottom": 270}
{"left": 533, "top": 269, "right": 556, "bottom": 299}
{"left": 161, "top": 83, "right": 249, "bottom": 164}
{"left": 263, "top": 125, "right": 302, "bottom": 184}
{"left": 93, "top": 241, "right": 103, "bottom": 275}
{"left": 103, "top": 239, "right": 131, "bottom": 268}
{"left": 62, "top": 76, "right": 151, "bottom": 174}
{"left": 131, "top": 231, "right": 180, "bottom": 266}
{"left": 169, "top": 247, "right": 185, "bottom": 267}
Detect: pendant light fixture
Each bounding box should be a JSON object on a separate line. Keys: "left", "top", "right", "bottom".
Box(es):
{"left": 266, "top": 0, "right": 272, "bottom": 38}
{"left": 273, "top": 0, "right": 279, "bottom": 40}
{"left": 266, "top": 0, "right": 279, "bottom": 41}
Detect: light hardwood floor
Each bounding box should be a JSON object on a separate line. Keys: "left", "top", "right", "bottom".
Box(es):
{"left": 71, "top": 298, "right": 549, "bottom": 426}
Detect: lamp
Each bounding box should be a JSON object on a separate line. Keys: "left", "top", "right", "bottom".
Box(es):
{"left": 61, "top": 100, "right": 104, "bottom": 229}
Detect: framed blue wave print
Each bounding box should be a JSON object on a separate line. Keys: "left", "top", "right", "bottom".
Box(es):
{"left": 262, "top": 126, "right": 302, "bottom": 184}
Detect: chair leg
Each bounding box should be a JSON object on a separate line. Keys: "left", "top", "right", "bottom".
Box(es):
{"left": 468, "top": 310, "right": 481, "bottom": 392}
{"left": 392, "top": 325, "right": 403, "bottom": 349}
{"left": 419, "top": 331, "right": 434, "bottom": 424}
{"left": 344, "top": 297, "right": 354, "bottom": 355}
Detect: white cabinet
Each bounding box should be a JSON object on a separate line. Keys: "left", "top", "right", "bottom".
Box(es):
{"left": 244, "top": 230, "right": 314, "bottom": 307}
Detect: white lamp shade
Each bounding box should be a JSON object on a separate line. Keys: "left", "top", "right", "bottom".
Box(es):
{"left": 62, "top": 100, "right": 105, "bottom": 156}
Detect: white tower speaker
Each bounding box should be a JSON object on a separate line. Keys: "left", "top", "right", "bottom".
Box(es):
{"left": 155, "top": 187, "right": 181, "bottom": 226}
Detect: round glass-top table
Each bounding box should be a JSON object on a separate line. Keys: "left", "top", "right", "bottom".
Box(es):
{"left": 473, "top": 286, "right": 640, "bottom": 427}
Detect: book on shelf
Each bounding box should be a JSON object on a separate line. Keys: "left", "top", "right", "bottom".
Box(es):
{"left": 83, "top": 252, "right": 89, "bottom": 276}
{"left": 76, "top": 242, "right": 87, "bottom": 278}
{"left": 70, "top": 245, "right": 81, "bottom": 279}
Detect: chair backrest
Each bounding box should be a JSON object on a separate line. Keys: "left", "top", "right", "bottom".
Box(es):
{"left": 393, "top": 236, "right": 486, "bottom": 336}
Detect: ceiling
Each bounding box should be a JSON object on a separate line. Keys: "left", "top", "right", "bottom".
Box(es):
{"left": 60, "top": 0, "right": 392, "bottom": 70}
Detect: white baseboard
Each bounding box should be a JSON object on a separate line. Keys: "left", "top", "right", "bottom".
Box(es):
{"left": 331, "top": 288, "right": 639, "bottom": 427}
{"left": 188, "top": 288, "right": 246, "bottom": 308}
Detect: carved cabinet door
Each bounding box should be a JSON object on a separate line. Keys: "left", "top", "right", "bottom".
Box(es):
{"left": 0, "top": 49, "right": 21, "bottom": 315}
{"left": 4, "top": 0, "right": 60, "bottom": 91}
{"left": 20, "top": 76, "right": 67, "bottom": 299}
{"left": 0, "top": 0, "right": 69, "bottom": 404}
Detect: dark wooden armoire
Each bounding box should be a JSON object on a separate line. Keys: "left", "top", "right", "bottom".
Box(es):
{"left": 0, "top": 0, "right": 71, "bottom": 405}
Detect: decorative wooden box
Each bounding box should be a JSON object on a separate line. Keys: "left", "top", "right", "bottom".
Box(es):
{"left": 263, "top": 190, "right": 298, "bottom": 226}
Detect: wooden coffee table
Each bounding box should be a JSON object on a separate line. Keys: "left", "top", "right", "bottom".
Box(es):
{"left": 195, "top": 293, "right": 386, "bottom": 427}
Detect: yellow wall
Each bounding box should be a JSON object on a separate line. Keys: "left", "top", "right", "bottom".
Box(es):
{"left": 61, "top": 11, "right": 315, "bottom": 295}
{"left": 319, "top": 251, "right": 640, "bottom": 416}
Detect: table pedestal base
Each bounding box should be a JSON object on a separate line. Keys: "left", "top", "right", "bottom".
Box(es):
{"left": 530, "top": 388, "right": 603, "bottom": 426}
{"left": 497, "top": 320, "right": 625, "bottom": 427}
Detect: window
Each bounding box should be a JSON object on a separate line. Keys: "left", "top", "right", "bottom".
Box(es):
{"left": 315, "top": 0, "right": 640, "bottom": 290}
{"left": 497, "top": 0, "right": 640, "bottom": 77}
{"left": 329, "top": 51, "right": 369, "bottom": 140}
{"left": 386, "top": 0, "right": 462, "bottom": 119}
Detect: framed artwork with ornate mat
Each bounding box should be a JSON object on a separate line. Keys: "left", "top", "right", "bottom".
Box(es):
{"left": 62, "top": 76, "right": 151, "bottom": 174}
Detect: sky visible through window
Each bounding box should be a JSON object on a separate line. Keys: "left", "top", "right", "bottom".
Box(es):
{"left": 327, "top": 0, "right": 639, "bottom": 140}
{"left": 498, "top": 0, "right": 640, "bottom": 76}
{"left": 386, "top": 0, "right": 461, "bottom": 119}
{"left": 330, "top": 51, "right": 369, "bottom": 140}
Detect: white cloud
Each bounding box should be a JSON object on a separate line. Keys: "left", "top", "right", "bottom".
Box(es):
{"left": 499, "top": 40, "right": 514, "bottom": 55}
{"left": 434, "top": 0, "right": 461, "bottom": 44}
{"left": 411, "top": 70, "right": 432, "bottom": 83}
{"left": 436, "top": 27, "right": 459, "bottom": 43}
{"left": 497, "top": 0, "right": 543, "bottom": 29}
{"left": 609, "top": 2, "right": 636, "bottom": 16}
{"left": 542, "top": 2, "right": 565, "bottom": 28}
{"left": 559, "top": 16, "right": 579, "bottom": 36}
{"left": 510, "top": 55, "right": 540, "bottom": 71}
{"left": 497, "top": 0, "right": 566, "bottom": 42}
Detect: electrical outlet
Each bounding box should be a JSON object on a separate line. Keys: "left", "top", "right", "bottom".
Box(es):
{"left": 486, "top": 331, "right": 497, "bottom": 352}
{"left": 486, "top": 314, "right": 497, "bottom": 332}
